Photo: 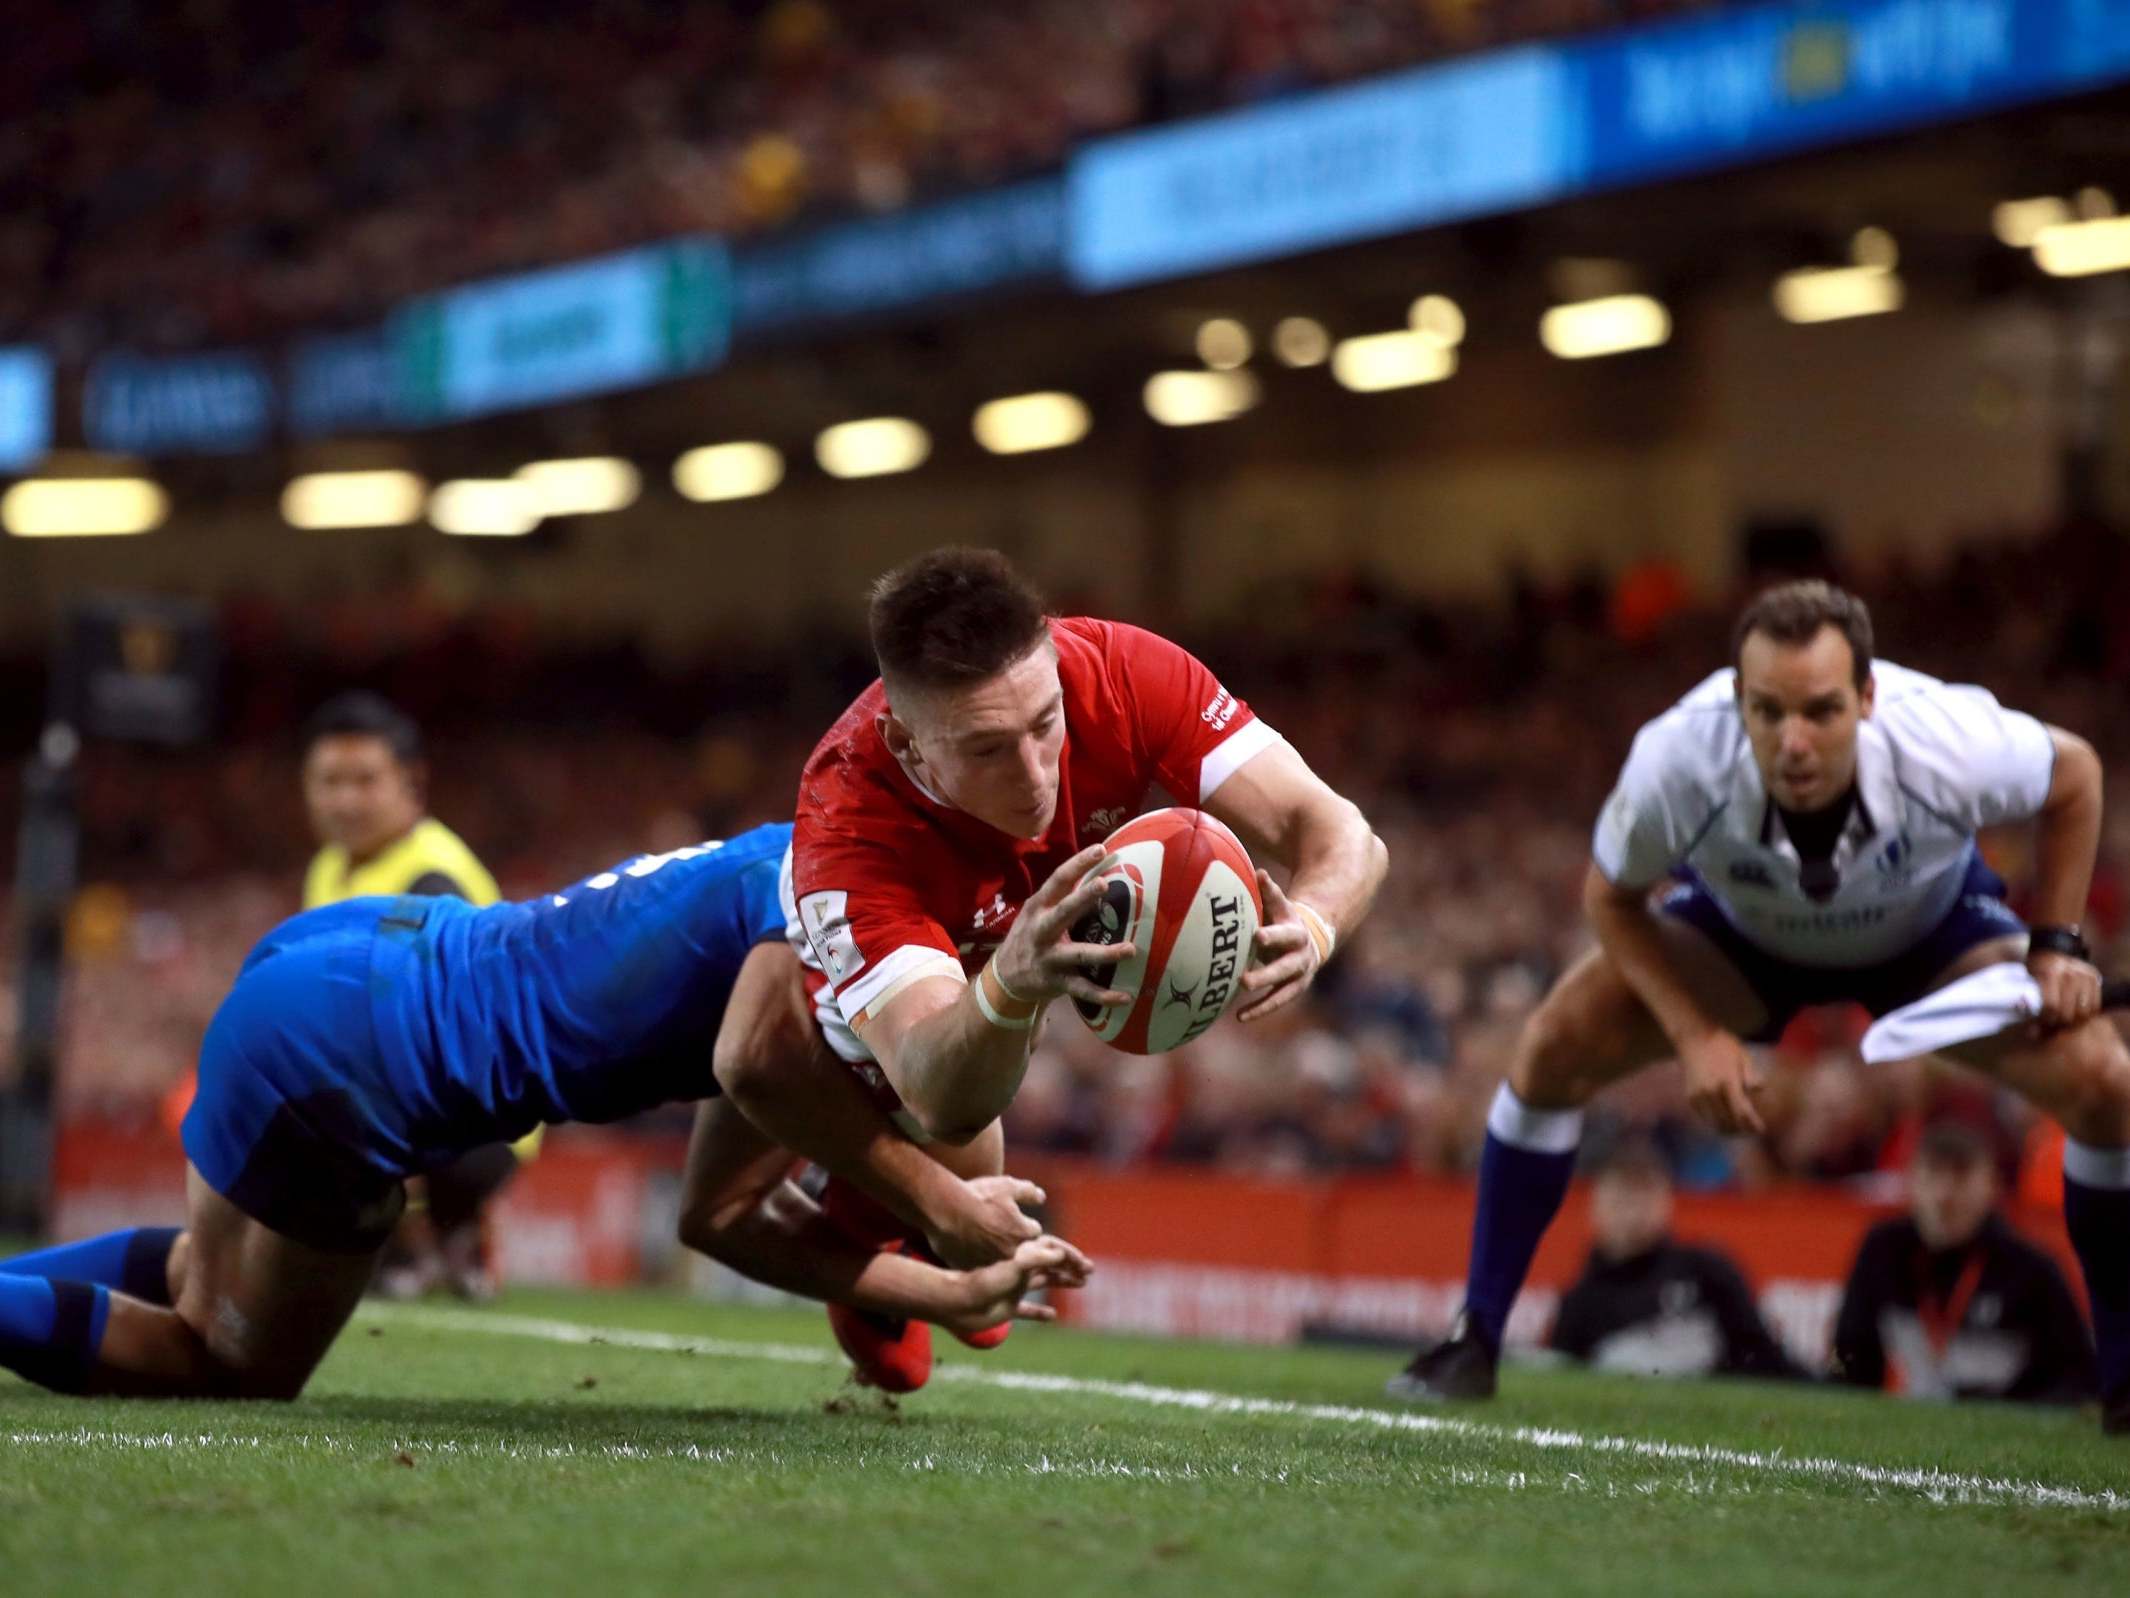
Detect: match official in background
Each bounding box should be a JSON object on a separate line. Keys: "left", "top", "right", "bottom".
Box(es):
{"left": 301, "top": 692, "right": 525, "bottom": 1301}
{"left": 1549, "top": 1137, "right": 1800, "bottom": 1381}
{"left": 1831, "top": 1122, "right": 2095, "bottom": 1405}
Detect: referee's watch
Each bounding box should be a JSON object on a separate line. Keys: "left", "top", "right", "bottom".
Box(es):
{"left": 2028, "top": 924, "right": 2091, "bottom": 962}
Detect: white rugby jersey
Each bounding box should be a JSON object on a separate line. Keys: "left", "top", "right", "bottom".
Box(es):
{"left": 1592, "top": 661, "right": 2055, "bottom": 967}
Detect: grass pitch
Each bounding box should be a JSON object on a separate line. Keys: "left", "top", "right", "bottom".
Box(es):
{"left": 3, "top": 1289, "right": 2126, "bottom": 1597}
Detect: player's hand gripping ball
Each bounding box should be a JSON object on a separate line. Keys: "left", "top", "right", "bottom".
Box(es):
{"left": 1068, "top": 808, "right": 1262, "bottom": 1054}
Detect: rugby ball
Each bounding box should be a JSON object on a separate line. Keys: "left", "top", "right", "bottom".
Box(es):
{"left": 1068, "top": 808, "right": 1262, "bottom": 1055}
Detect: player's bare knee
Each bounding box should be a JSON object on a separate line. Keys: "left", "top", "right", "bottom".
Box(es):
{"left": 1511, "top": 996, "right": 1606, "bottom": 1106}
{"left": 2046, "top": 1023, "right": 2130, "bottom": 1145}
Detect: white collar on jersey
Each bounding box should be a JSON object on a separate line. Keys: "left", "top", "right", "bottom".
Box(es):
{"left": 1728, "top": 713, "right": 1905, "bottom": 875}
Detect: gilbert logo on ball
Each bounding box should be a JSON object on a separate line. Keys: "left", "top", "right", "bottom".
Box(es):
{"left": 1069, "top": 807, "right": 1263, "bottom": 1054}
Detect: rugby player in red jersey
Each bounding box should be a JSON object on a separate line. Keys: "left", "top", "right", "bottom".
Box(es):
{"left": 697, "top": 546, "right": 1387, "bottom": 1388}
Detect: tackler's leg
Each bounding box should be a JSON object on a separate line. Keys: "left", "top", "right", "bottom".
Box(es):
{"left": 1, "top": 1167, "right": 378, "bottom": 1399}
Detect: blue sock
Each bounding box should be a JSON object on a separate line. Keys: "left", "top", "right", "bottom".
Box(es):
{"left": 1, "top": 1227, "right": 181, "bottom": 1307}
{"left": 0, "top": 1273, "right": 112, "bottom": 1394}
{"left": 2063, "top": 1139, "right": 2130, "bottom": 1400}
{"left": 1463, "top": 1084, "right": 1583, "bottom": 1351}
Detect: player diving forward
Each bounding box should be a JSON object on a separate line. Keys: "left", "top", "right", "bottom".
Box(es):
{"left": 1392, "top": 581, "right": 2130, "bottom": 1436}
{"left": 706, "top": 547, "right": 1389, "bottom": 1389}
{"left": 0, "top": 823, "right": 1085, "bottom": 1398}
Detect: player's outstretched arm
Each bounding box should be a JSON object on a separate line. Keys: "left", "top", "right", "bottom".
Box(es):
{"left": 1202, "top": 741, "right": 1387, "bottom": 1022}
{"left": 862, "top": 845, "right": 1136, "bottom": 1143}
{"left": 709, "top": 943, "right": 1042, "bottom": 1263}
{"left": 1583, "top": 863, "right": 1764, "bottom": 1136}
{"left": 677, "top": 1095, "right": 1089, "bottom": 1331}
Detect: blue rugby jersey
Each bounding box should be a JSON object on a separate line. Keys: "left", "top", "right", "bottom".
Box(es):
{"left": 362, "top": 823, "right": 790, "bottom": 1155}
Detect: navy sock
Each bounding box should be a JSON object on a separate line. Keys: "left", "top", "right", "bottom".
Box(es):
{"left": 0, "top": 1274, "right": 112, "bottom": 1394}
{"left": 2063, "top": 1139, "right": 2130, "bottom": 1400}
{"left": 1463, "top": 1084, "right": 1583, "bottom": 1351}
{"left": 0, "top": 1226, "right": 181, "bottom": 1308}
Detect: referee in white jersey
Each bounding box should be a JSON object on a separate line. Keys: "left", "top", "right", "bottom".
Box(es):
{"left": 1393, "top": 581, "right": 2130, "bottom": 1435}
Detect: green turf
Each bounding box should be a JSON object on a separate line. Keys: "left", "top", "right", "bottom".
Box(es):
{"left": 3, "top": 1290, "right": 2126, "bottom": 1597}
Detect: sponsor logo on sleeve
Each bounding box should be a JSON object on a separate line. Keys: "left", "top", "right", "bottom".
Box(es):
{"left": 1201, "top": 688, "right": 1239, "bottom": 731}
{"left": 799, "top": 890, "right": 860, "bottom": 986}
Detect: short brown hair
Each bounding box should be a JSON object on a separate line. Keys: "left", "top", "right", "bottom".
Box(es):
{"left": 1731, "top": 579, "right": 1874, "bottom": 689}
{"left": 869, "top": 547, "right": 1051, "bottom": 692}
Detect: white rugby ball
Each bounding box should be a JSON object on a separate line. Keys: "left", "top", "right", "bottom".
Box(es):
{"left": 1067, "top": 807, "right": 1262, "bottom": 1055}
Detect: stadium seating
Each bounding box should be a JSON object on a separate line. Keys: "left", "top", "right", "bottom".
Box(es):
{"left": 2, "top": 0, "right": 1729, "bottom": 351}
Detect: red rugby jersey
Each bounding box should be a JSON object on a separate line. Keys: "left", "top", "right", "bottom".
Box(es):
{"left": 783, "top": 617, "right": 1282, "bottom": 1060}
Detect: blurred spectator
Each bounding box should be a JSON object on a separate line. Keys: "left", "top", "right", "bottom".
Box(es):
{"left": 4, "top": 0, "right": 1733, "bottom": 352}
{"left": 1830, "top": 1121, "right": 2095, "bottom": 1404}
{"left": 1548, "top": 1136, "right": 1801, "bottom": 1378}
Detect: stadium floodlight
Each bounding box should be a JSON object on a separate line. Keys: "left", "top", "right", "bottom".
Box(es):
{"left": 1849, "top": 227, "right": 1899, "bottom": 271}
{"left": 673, "top": 442, "right": 783, "bottom": 502}
{"left": 428, "top": 478, "right": 542, "bottom": 537}
{"left": 1407, "top": 295, "right": 1466, "bottom": 348}
{"left": 1773, "top": 265, "right": 1905, "bottom": 324}
{"left": 515, "top": 456, "right": 640, "bottom": 517}
{"left": 1539, "top": 294, "right": 1671, "bottom": 360}
{"left": 1272, "top": 317, "right": 1331, "bottom": 367}
{"left": 2032, "top": 215, "right": 2130, "bottom": 278}
{"left": 1195, "top": 318, "right": 1252, "bottom": 371}
{"left": 1992, "top": 196, "right": 2072, "bottom": 248}
{"left": 1330, "top": 330, "right": 1456, "bottom": 393}
{"left": 816, "top": 417, "right": 930, "bottom": 479}
{"left": 1142, "top": 369, "right": 1258, "bottom": 426}
{"left": 280, "top": 470, "right": 426, "bottom": 530}
{"left": 972, "top": 392, "right": 1091, "bottom": 455}
{"left": 2, "top": 476, "right": 166, "bottom": 537}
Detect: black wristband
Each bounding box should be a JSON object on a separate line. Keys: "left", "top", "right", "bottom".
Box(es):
{"left": 2028, "top": 924, "right": 2091, "bottom": 962}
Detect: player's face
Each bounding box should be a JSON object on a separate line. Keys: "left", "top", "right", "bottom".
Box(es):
{"left": 303, "top": 734, "right": 423, "bottom": 859}
{"left": 1735, "top": 626, "right": 1875, "bottom": 813}
{"left": 1591, "top": 1168, "right": 1671, "bottom": 1261}
{"left": 1912, "top": 1156, "right": 1996, "bottom": 1250}
{"left": 897, "top": 644, "right": 1066, "bottom": 839}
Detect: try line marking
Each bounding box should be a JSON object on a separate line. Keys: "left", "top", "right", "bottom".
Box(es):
{"left": 350, "top": 1303, "right": 2125, "bottom": 1514}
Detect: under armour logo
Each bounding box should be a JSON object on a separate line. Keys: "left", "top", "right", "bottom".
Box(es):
{"left": 970, "top": 891, "right": 1012, "bottom": 932}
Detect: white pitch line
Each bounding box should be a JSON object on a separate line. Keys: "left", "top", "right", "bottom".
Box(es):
{"left": 0, "top": 1425, "right": 1737, "bottom": 1502}
{"left": 355, "top": 1303, "right": 2129, "bottom": 1514}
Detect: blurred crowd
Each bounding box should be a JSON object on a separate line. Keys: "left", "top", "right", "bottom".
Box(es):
{"left": 4, "top": 521, "right": 2128, "bottom": 1202}
{"left": 6, "top": 0, "right": 1724, "bottom": 353}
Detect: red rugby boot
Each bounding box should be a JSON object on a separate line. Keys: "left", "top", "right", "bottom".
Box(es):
{"left": 818, "top": 1176, "right": 933, "bottom": 1389}
{"left": 949, "top": 1318, "right": 1012, "bottom": 1352}
{"left": 826, "top": 1300, "right": 933, "bottom": 1393}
